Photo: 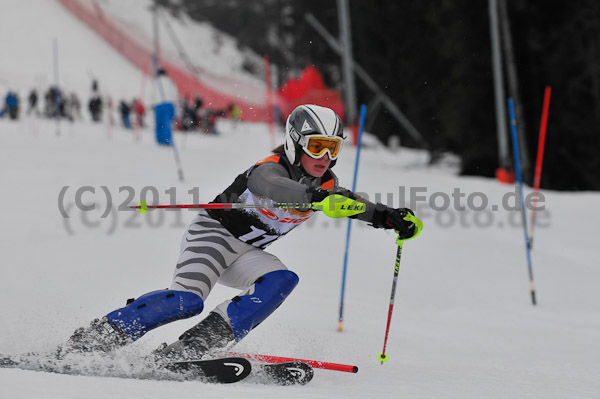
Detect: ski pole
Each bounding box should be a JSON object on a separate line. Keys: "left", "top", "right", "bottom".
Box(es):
{"left": 378, "top": 214, "right": 423, "bottom": 365}
{"left": 508, "top": 97, "right": 537, "bottom": 305}
{"left": 132, "top": 194, "right": 367, "bottom": 219}
{"left": 338, "top": 104, "right": 367, "bottom": 332}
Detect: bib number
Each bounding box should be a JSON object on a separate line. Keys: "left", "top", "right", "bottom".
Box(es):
{"left": 238, "top": 226, "right": 279, "bottom": 248}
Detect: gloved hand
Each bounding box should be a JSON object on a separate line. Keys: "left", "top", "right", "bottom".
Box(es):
{"left": 371, "top": 207, "right": 417, "bottom": 239}
{"left": 306, "top": 186, "right": 330, "bottom": 203}
{"left": 306, "top": 186, "right": 356, "bottom": 203}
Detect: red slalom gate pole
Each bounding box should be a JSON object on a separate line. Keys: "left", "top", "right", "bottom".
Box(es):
{"left": 529, "top": 86, "right": 552, "bottom": 247}
{"left": 228, "top": 352, "right": 358, "bottom": 373}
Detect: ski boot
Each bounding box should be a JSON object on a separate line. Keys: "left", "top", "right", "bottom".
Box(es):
{"left": 58, "top": 317, "right": 131, "bottom": 357}
{"left": 155, "top": 312, "right": 235, "bottom": 361}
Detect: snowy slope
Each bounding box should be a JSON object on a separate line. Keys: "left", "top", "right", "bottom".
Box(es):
{"left": 0, "top": 0, "right": 146, "bottom": 110}
{"left": 1, "top": 2, "right": 600, "bottom": 399}
{"left": 92, "top": 0, "right": 265, "bottom": 86}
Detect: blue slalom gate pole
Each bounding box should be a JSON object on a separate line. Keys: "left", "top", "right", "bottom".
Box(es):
{"left": 508, "top": 98, "right": 537, "bottom": 305}
{"left": 338, "top": 104, "right": 367, "bottom": 332}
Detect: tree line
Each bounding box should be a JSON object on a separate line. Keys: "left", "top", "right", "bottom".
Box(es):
{"left": 161, "top": 0, "right": 600, "bottom": 190}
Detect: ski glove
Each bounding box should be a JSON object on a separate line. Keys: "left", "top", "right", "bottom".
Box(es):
{"left": 371, "top": 207, "right": 417, "bottom": 239}
{"left": 306, "top": 186, "right": 355, "bottom": 203}
{"left": 306, "top": 186, "right": 330, "bottom": 203}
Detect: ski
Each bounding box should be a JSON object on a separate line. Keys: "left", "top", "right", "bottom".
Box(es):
{"left": 2, "top": 352, "right": 314, "bottom": 385}
{"left": 166, "top": 357, "right": 251, "bottom": 383}
{"left": 252, "top": 361, "right": 314, "bottom": 385}
{"left": 168, "top": 358, "right": 313, "bottom": 385}
{"left": 228, "top": 351, "right": 358, "bottom": 373}
{"left": 1, "top": 352, "right": 253, "bottom": 384}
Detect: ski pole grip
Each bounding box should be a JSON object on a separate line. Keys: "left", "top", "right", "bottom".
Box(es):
{"left": 396, "top": 213, "right": 423, "bottom": 244}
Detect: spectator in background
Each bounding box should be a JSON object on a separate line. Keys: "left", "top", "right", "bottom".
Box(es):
{"left": 180, "top": 97, "right": 196, "bottom": 131}
{"left": 132, "top": 98, "right": 145, "bottom": 128}
{"left": 27, "top": 89, "right": 39, "bottom": 116}
{"left": 119, "top": 100, "right": 132, "bottom": 129}
{"left": 192, "top": 95, "right": 203, "bottom": 129}
{"left": 5, "top": 91, "right": 20, "bottom": 120}
{"left": 88, "top": 80, "right": 103, "bottom": 122}
{"left": 41, "top": 87, "right": 72, "bottom": 120}
{"left": 148, "top": 68, "right": 179, "bottom": 145}
{"left": 69, "top": 93, "right": 82, "bottom": 120}
{"left": 200, "top": 106, "right": 220, "bottom": 135}
{"left": 55, "top": 87, "right": 67, "bottom": 120}
{"left": 61, "top": 91, "right": 73, "bottom": 121}
{"left": 44, "top": 87, "right": 56, "bottom": 117}
{"left": 227, "top": 102, "right": 241, "bottom": 129}
{"left": 227, "top": 103, "right": 241, "bottom": 120}
{"left": 57, "top": 88, "right": 72, "bottom": 121}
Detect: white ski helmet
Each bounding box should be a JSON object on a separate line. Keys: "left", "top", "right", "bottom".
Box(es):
{"left": 284, "top": 104, "right": 346, "bottom": 166}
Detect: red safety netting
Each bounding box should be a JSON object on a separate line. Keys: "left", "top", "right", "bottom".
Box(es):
{"left": 59, "top": 0, "right": 345, "bottom": 123}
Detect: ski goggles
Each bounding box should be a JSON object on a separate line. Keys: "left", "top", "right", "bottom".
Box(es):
{"left": 301, "top": 136, "right": 343, "bottom": 160}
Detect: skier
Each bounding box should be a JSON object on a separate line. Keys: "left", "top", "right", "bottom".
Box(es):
{"left": 64, "top": 104, "right": 418, "bottom": 361}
